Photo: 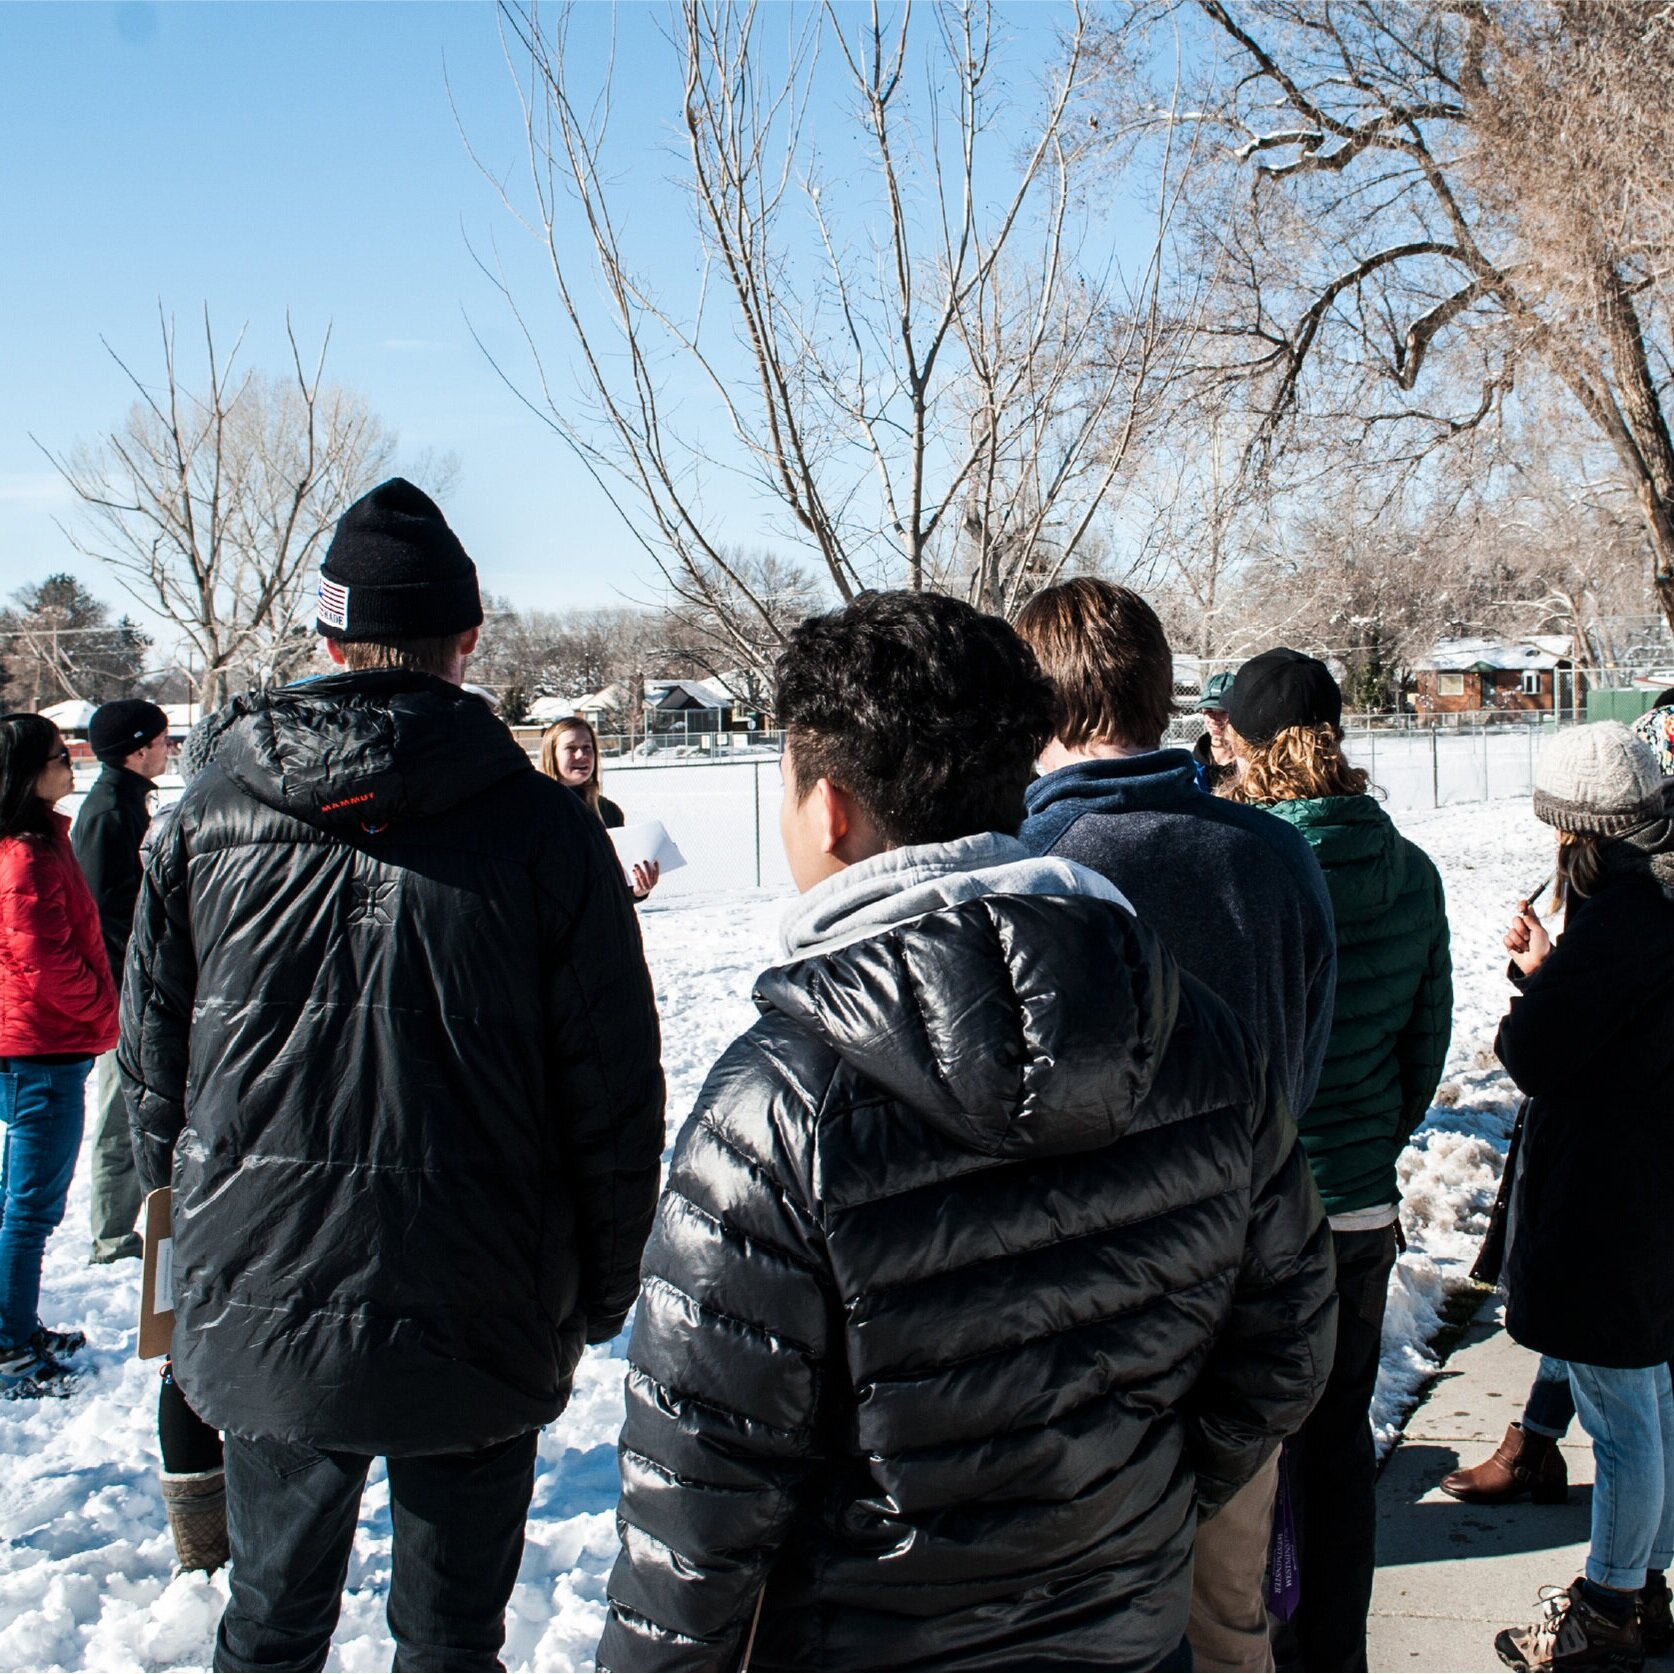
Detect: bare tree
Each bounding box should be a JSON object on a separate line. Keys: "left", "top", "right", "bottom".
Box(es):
{"left": 38, "top": 308, "right": 417, "bottom": 705}
{"left": 468, "top": 0, "right": 1189, "bottom": 658}
{"left": 1097, "top": 1, "right": 1674, "bottom": 626}
{"left": 0, "top": 574, "right": 151, "bottom": 710}
{"left": 657, "top": 547, "right": 821, "bottom": 709}
{"left": 473, "top": 600, "right": 655, "bottom": 699}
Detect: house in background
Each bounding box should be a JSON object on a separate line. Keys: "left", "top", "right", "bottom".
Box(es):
{"left": 642, "top": 677, "right": 766, "bottom": 742}
{"left": 1410, "top": 635, "right": 1582, "bottom": 721}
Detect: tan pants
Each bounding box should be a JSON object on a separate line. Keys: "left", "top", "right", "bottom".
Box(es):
{"left": 1188, "top": 1447, "right": 1281, "bottom": 1674}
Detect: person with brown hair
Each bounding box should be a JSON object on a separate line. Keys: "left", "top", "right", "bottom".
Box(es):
{"left": 1224, "top": 648, "right": 1452, "bottom": 1673}
{"left": 538, "top": 716, "right": 658, "bottom": 898}
{"left": 1016, "top": 582, "right": 1336, "bottom": 1674}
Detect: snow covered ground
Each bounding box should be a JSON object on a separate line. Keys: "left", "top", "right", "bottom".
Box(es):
{"left": 0, "top": 796, "right": 1549, "bottom": 1671}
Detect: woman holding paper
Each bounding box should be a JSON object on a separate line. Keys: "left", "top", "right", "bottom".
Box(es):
{"left": 0, "top": 714, "right": 119, "bottom": 1398}
{"left": 540, "top": 716, "right": 660, "bottom": 899}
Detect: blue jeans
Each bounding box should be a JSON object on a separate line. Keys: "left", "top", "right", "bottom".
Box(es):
{"left": 1568, "top": 1361, "right": 1674, "bottom": 1590}
{"left": 1522, "top": 1356, "right": 1576, "bottom": 1439}
{"left": 0, "top": 1057, "right": 92, "bottom": 1349}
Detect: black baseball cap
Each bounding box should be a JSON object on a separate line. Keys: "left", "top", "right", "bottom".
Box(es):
{"left": 1224, "top": 649, "right": 1341, "bottom": 745}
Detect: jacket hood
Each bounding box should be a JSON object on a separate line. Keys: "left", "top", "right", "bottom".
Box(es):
{"left": 1263, "top": 794, "right": 1405, "bottom": 921}
{"left": 758, "top": 837, "right": 1173, "bottom": 1159}
{"left": 214, "top": 670, "right": 533, "bottom": 832}
{"left": 1020, "top": 751, "right": 1202, "bottom": 848}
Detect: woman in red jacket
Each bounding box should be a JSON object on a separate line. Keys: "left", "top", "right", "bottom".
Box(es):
{"left": 0, "top": 714, "right": 118, "bottom": 1397}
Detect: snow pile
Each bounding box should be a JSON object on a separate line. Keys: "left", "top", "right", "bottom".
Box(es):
{"left": 0, "top": 800, "right": 1548, "bottom": 1668}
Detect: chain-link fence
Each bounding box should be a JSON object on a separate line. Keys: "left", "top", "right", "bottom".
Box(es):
{"left": 590, "top": 711, "right": 1578, "bottom": 899}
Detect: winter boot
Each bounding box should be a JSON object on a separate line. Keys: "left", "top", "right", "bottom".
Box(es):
{"left": 0, "top": 1341, "right": 73, "bottom": 1400}
{"left": 31, "top": 1325, "right": 86, "bottom": 1360}
{"left": 1442, "top": 1422, "right": 1568, "bottom": 1505}
{"left": 1496, "top": 1580, "right": 1644, "bottom": 1672}
{"left": 160, "top": 1468, "right": 229, "bottom": 1574}
{"left": 1638, "top": 1572, "right": 1673, "bottom": 1656}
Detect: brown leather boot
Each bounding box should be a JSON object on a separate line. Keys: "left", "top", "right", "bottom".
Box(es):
{"left": 1442, "top": 1423, "right": 1568, "bottom": 1505}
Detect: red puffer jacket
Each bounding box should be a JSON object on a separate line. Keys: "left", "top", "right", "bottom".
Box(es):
{"left": 0, "top": 814, "right": 120, "bottom": 1057}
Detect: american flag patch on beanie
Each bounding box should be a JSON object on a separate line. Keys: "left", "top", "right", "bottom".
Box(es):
{"left": 318, "top": 577, "right": 350, "bottom": 631}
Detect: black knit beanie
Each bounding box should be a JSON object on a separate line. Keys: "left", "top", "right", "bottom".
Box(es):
{"left": 1225, "top": 648, "right": 1342, "bottom": 745}
{"left": 89, "top": 699, "right": 169, "bottom": 765}
{"left": 316, "top": 479, "right": 483, "bottom": 642}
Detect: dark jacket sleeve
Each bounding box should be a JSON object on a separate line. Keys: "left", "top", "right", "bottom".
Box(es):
{"left": 542, "top": 810, "right": 666, "bottom": 1342}
{"left": 1184, "top": 1053, "right": 1337, "bottom": 1514}
{"left": 597, "top": 1033, "right": 833, "bottom": 1672}
{"left": 72, "top": 793, "right": 146, "bottom": 981}
{"left": 118, "top": 802, "right": 197, "bottom": 1195}
{"left": 1396, "top": 856, "right": 1453, "bottom": 1139}
{"left": 1495, "top": 890, "right": 1647, "bottom": 1100}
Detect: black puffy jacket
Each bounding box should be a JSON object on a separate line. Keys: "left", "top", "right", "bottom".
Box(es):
{"left": 120, "top": 671, "right": 665, "bottom": 1456}
{"left": 70, "top": 763, "right": 154, "bottom": 982}
{"left": 597, "top": 891, "right": 1335, "bottom": 1672}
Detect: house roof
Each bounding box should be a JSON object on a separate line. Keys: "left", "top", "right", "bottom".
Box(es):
{"left": 1418, "top": 635, "right": 1571, "bottom": 672}
{"left": 39, "top": 699, "right": 97, "bottom": 731}
{"left": 527, "top": 694, "right": 582, "bottom": 724}
{"left": 574, "top": 683, "right": 630, "bottom": 714}
{"left": 646, "top": 678, "right": 732, "bottom": 711}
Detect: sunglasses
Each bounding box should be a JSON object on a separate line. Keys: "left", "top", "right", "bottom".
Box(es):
{"left": 46, "top": 748, "right": 71, "bottom": 764}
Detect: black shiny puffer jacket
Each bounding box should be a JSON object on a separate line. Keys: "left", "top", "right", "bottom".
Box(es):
{"left": 120, "top": 670, "right": 665, "bottom": 1456}
{"left": 598, "top": 893, "right": 1335, "bottom": 1672}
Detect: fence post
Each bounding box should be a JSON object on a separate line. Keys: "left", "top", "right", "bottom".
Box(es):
{"left": 1430, "top": 726, "right": 1439, "bottom": 808}
{"left": 753, "top": 762, "right": 762, "bottom": 889}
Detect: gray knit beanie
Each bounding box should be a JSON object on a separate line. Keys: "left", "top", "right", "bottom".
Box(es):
{"left": 1531, "top": 722, "right": 1672, "bottom": 841}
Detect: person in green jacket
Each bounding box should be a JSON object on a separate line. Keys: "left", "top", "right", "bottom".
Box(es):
{"left": 1225, "top": 649, "right": 1452, "bottom": 1674}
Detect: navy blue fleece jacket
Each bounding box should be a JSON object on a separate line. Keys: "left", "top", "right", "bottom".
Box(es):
{"left": 1021, "top": 751, "right": 1337, "bottom": 1119}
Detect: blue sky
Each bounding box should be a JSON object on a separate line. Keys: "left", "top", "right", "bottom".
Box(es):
{"left": 0, "top": 1, "right": 1089, "bottom": 643}
{"left": 0, "top": 1, "right": 705, "bottom": 631}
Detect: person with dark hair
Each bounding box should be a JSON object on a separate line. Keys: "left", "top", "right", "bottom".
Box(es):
{"left": 594, "top": 590, "right": 1335, "bottom": 1673}
{"left": 539, "top": 716, "right": 659, "bottom": 898}
{"left": 120, "top": 479, "right": 665, "bottom": 1670}
{"left": 0, "top": 714, "right": 119, "bottom": 1398}
{"left": 1491, "top": 724, "right": 1674, "bottom": 1672}
{"left": 1193, "top": 670, "right": 1240, "bottom": 791}
{"left": 1015, "top": 584, "right": 1337, "bottom": 1674}
{"left": 1225, "top": 649, "right": 1452, "bottom": 1673}
{"left": 72, "top": 698, "right": 170, "bottom": 1265}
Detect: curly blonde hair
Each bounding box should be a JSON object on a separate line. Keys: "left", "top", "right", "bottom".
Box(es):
{"left": 1225, "top": 722, "right": 1370, "bottom": 804}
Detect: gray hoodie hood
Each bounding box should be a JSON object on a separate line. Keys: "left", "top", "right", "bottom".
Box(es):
{"left": 778, "top": 831, "right": 1131, "bottom": 961}
{"left": 759, "top": 834, "right": 1163, "bottom": 1159}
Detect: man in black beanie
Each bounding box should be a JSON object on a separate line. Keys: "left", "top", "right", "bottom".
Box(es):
{"left": 73, "top": 697, "right": 170, "bottom": 1264}
{"left": 120, "top": 479, "right": 666, "bottom": 1672}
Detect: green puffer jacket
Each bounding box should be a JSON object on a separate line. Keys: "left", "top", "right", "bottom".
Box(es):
{"left": 1259, "top": 795, "right": 1452, "bottom": 1216}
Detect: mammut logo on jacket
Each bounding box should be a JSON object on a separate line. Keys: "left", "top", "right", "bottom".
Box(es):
{"left": 320, "top": 791, "right": 377, "bottom": 815}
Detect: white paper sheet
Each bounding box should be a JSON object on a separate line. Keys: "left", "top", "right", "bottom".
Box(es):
{"left": 155, "top": 1237, "right": 174, "bottom": 1314}
{"left": 608, "top": 819, "right": 688, "bottom": 877}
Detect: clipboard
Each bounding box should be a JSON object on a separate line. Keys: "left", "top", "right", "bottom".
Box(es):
{"left": 137, "top": 1186, "right": 176, "bottom": 1359}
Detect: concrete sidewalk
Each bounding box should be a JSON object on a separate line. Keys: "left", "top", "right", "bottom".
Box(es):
{"left": 1369, "top": 1294, "right": 1674, "bottom": 1672}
